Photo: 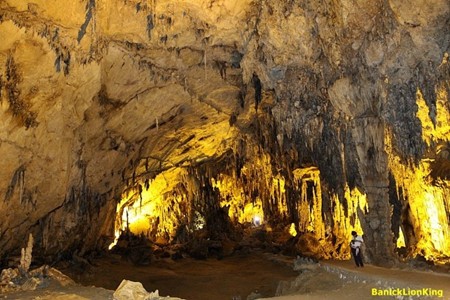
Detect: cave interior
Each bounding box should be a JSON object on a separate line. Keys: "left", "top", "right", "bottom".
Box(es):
{"left": 0, "top": 0, "right": 449, "bottom": 281}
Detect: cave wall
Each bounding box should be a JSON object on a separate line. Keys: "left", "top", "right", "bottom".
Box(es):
{"left": 248, "top": 0, "right": 450, "bottom": 264}
{"left": 0, "top": 0, "right": 449, "bottom": 265}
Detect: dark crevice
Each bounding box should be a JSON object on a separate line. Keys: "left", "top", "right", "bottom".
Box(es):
{"left": 77, "top": 0, "right": 95, "bottom": 43}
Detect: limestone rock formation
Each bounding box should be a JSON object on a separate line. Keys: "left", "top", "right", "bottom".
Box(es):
{"left": 0, "top": 0, "right": 449, "bottom": 266}
{"left": 113, "top": 279, "right": 182, "bottom": 300}
{"left": 19, "top": 233, "right": 33, "bottom": 275}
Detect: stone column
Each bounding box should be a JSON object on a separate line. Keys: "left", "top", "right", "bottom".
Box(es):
{"left": 353, "top": 116, "right": 396, "bottom": 266}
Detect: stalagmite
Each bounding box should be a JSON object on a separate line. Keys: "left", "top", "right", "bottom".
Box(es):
{"left": 19, "top": 233, "right": 33, "bottom": 275}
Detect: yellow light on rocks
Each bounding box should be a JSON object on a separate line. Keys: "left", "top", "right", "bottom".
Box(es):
{"left": 243, "top": 202, "right": 264, "bottom": 224}
{"left": 385, "top": 120, "right": 450, "bottom": 261}
{"left": 253, "top": 215, "right": 262, "bottom": 226}
{"left": 409, "top": 85, "right": 450, "bottom": 261}
{"left": 293, "top": 167, "right": 324, "bottom": 238}
{"left": 289, "top": 223, "right": 297, "bottom": 237}
{"left": 418, "top": 190, "right": 448, "bottom": 255}
{"left": 109, "top": 167, "right": 188, "bottom": 248}
{"left": 108, "top": 229, "right": 121, "bottom": 250}
{"left": 397, "top": 227, "right": 406, "bottom": 248}
{"left": 331, "top": 185, "right": 367, "bottom": 259}
{"left": 416, "top": 86, "right": 450, "bottom": 146}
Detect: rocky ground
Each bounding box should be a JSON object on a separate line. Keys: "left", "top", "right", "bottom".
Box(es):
{"left": 2, "top": 251, "right": 450, "bottom": 300}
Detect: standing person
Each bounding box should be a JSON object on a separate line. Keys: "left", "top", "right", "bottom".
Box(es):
{"left": 350, "top": 230, "right": 364, "bottom": 267}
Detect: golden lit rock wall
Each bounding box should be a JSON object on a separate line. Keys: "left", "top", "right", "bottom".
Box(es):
{"left": 0, "top": 0, "right": 250, "bottom": 257}
{"left": 386, "top": 82, "right": 450, "bottom": 261}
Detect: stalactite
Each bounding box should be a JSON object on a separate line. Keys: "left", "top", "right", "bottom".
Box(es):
{"left": 146, "top": 14, "right": 154, "bottom": 39}
{"left": 0, "top": 73, "right": 3, "bottom": 102}
{"left": 4, "top": 55, "right": 38, "bottom": 128}
{"left": 382, "top": 81, "right": 450, "bottom": 262}
{"left": 77, "top": 0, "right": 95, "bottom": 43}
{"left": 5, "top": 165, "right": 26, "bottom": 202}
{"left": 18, "top": 166, "right": 24, "bottom": 205}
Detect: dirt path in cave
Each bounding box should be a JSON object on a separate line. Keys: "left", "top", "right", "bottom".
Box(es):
{"left": 65, "top": 251, "right": 299, "bottom": 300}
{"left": 261, "top": 260, "right": 450, "bottom": 300}
{"left": 323, "top": 260, "right": 450, "bottom": 292}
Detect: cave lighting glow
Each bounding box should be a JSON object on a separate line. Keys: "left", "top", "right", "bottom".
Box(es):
{"left": 384, "top": 84, "right": 450, "bottom": 262}
{"left": 109, "top": 83, "right": 450, "bottom": 263}
{"left": 416, "top": 87, "right": 450, "bottom": 146}
{"left": 253, "top": 215, "right": 262, "bottom": 226}
{"left": 211, "top": 174, "right": 265, "bottom": 224}
{"left": 397, "top": 227, "right": 406, "bottom": 248}
{"left": 289, "top": 223, "right": 297, "bottom": 237}
{"left": 108, "top": 139, "right": 373, "bottom": 261}
{"left": 109, "top": 167, "right": 189, "bottom": 249}
{"left": 293, "top": 167, "right": 324, "bottom": 237}
{"left": 332, "top": 185, "right": 368, "bottom": 259}
{"left": 387, "top": 153, "right": 450, "bottom": 261}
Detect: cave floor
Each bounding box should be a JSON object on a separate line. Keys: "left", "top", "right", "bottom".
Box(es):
{"left": 262, "top": 259, "right": 450, "bottom": 300}
{"left": 66, "top": 250, "right": 299, "bottom": 300}
{"left": 324, "top": 260, "right": 450, "bottom": 292}
{"left": 2, "top": 253, "right": 450, "bottom": 300}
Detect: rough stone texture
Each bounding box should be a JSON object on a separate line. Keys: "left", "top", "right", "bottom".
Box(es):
{"left": 0, "top": 0, "right": 449, "bottom": 266}
{"left": 113, "top": 279, "right": 182, "bottom": 300}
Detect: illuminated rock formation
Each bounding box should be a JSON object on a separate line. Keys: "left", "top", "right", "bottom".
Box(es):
{"left": 0, "top": 0, "right": 449, "bottom": 266}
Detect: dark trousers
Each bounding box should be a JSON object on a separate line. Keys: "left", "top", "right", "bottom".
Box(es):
{"left": 351, "top": 247, "right": 364, "bottom": 267}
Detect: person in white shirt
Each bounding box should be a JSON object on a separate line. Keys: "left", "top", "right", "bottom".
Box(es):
{"left": 350, "top": 230, "right": 364, "bottom": 267}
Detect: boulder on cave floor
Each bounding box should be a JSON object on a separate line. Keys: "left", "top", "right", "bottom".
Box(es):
{"left": 0, "top": 264, "right": 75, "bottom": 294}
{"left": 113, "top": 279, "right": 183, "bottom": 300}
